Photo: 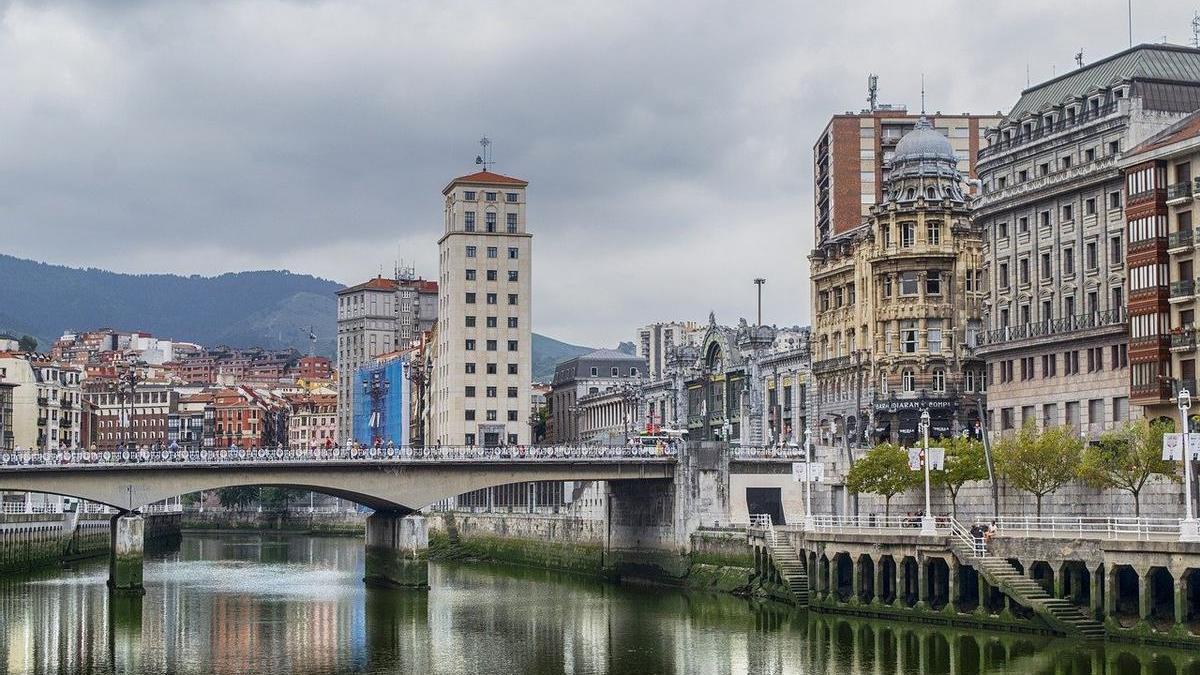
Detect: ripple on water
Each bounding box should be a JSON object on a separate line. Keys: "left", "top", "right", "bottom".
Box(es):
{"left": 145, "top": 559, "right": 361, "bottom": 600}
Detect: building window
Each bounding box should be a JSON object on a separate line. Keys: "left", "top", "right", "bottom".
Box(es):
{"left": 508, "top": 270, "right": 519, "bottom": 282}
{"left": 508, "top": 294, "right": 518, "bottom": 305}
{"left": 1061, "top": 204, "right": 1073, "bottom": 222}
{"left": 466, "top": 269, "right": 476, "bottom": 281}
{"left": 507, "top": 387, "right": 518, "bottom": 398}
{"left": 465, "top": 410, "right": 475, "bottom": 421}
{"left": 486, "top": 339, "right": 497, "bottom": 351}
{"left": 998, "top": 221, "right": 1009, "bottom": 238}
{"left": 465, "top": 363, "right": 476, "bottom": 374}
{"left": 883, "top": 276, "right": 893, "bottom": 298}
{"left": 465, "top": 433, "right": 476, "bottom": 445}
{"left": 506, "top": 192, "right": 518, "bottom": 203}
{"left": 466, "top": 316, "right": 476, "bottom": 327}
{"left": 507, "top": 317, "right": 518, "bottom": 328}
{"left": 486, "top": 293, "right": 497, "bottom": 305}
{"left": 487, "top": 247, "right": 498, "bottom": 258}
{"left": 487, "top": 363, "right": 497, "bottom": 374}
{"left": 508, "top": 247, "right": 519, "bottom": 259}
{"left": 1040, "top": 253, "right": 1051, "bottom": 279}
{"left": 927, "top": 319, "right": 943, "bottom": 353}
{"left": 465, "top": 211, "right": 476, "bottom": 231}
{"left": 1018, "top": 216, "right": 1028, "bottom": 233}
{"left": 1085, "top": 148, "right": 1095, "bottom": 162}
{"left": 999, "top": 262, "right": 1009, "bottom": 289}
{"left": 1110, "top": 235, "right": 1122, "bottom": 264}
{"left": 466, "top": 246, "right": 477, "bottom": 258}
{"left": 1019, "top": 258, "right": 1030, "bottom": 285}
{"left": 1063, "top": 248, "right": 1075, "bottom": 275}
{"left": 465, "top": 292, "right": 476, "bottom": 304}
{"left": 485, "top": 269, "right": 497, "bottom": 281}
{"left": 901, "top": 320, "right": 918, "bottom": 353}
{"left": 927, "top": 222, "right": 940, "bottom": 245}
{"left": 506, "top": 213, "right": 518, "bottom": 233}
{"left": 1085, "top": 198, "right": 1096, "bottom": 215}
{"left": 465, "top": 386, "right": 476, "bottom": 397}
{"left": 901, "top": 223, "right": 915, "bottom": 247}
{"left": 508, "top": 363, "right": 518, "bottom": 375}
{"left": 1109, "top": 192, "right": 1122, "bottom": 209}
{"left": 486, "top": 191, "right": 497, "bottom": 202}
{"left": 902, "top": 369, "right": 915, "bottom": 392}
{"left": 932, "top": 369, "right": 945, "bottom": 392}
{"left": 486, "top": 386, "right": 497, "bottom": 398}
{"left": 508, "top": 340, "right": 518, "bottom": 351}
{"left": 1086, "top": 242, "right": 1098, "bottom": 270}
{"left": 590, "top": 367, "right": 598, "bottom": 376}
{"left": 486, "top": 316, "right": 497, "bottom": 328}
{"left": 926, "top": 271, "right": 941, "bottom": 295}
{"left": 900, "top": 272, "right": 919, "bottom": 296}
{"left": 879, "top": 373, "right": 888, "bottom": 395}
{"left": 464, "top": 191, "right": 476, "bottom": 201}
{"left": 466, "top": 339, "right": 477, "bottom": 351}
{"left": 485, "top": 212, "right": 497, "bottom": 232}
{"left": 964, "top": 370, "right": 975, "bottom": 392}
{"left": 486, "top": 410, "right": 497, "bottom": 421}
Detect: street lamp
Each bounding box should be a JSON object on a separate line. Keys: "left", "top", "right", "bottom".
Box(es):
{"left": 919, "top": 409, "right": 936, "bottom": 536}
{"left": 803, "top": 425, "right": 814, "bottom": 530}
{"left": 1177, "top": 388, "right": 1199, "bottom": 542}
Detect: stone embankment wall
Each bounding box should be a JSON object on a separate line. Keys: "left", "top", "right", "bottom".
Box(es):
{"left": 0, "top": 512, "right": 180, "bottom": 573}
{"left": 181, "top": 510, "right": 366, "bottom": 535}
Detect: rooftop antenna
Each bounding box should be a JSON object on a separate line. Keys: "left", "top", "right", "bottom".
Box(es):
{"left": 920, "top": 73, "right": 926, "bottom": 115}
{"left": 1192, "top": 11, "right": 1200, "bottom": 47}
{"left": 474, "top": 136, "right": 494, "bottom": 171}
{"left": 1075, "top": 49, "right": 1084, "bottom": 68}
{"left": 1026, "top": 62, "right": 1030, "bottom": 87}
{"left": 306, "top": 326, "right": 317, "bottom": 357}
{"left": 1128, "top": 0, "right": 1133, "bottom": 47}
{"left": 867, "top": 74, "right": 878, "bottom": 111}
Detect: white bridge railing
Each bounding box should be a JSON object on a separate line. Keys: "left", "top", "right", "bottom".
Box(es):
{"left": 0, "top": 445, "right": 677, "bottom": 469}
{"left": 808, "top": 514, "right": 941, "bottom": 532}
{"left": 994, "top": 516, "right": 1180, "bottom": 541}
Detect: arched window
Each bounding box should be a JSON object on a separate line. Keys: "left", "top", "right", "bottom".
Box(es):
{"left": 926, "top": 186, "right": 937, "bottom": 199}
{"left": 902, "top": 369, "right": 916, "bottom": 392}
{"left": 932, "top": 368, "right": 945, "bottom": 393}
{"left": 879, "top": 373, "right": 888, "bottom": 395}
{"left": 905, "top": 188, "right": 916, "bottom": 200}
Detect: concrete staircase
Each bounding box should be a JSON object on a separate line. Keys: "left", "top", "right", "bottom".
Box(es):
{"left": 763, "top": 526, "right": 809, "bottom": 606}
{"left": 951, "top": 540, "right": 1105, "bottom": 641}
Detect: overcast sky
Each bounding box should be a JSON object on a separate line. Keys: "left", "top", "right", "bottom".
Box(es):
{"left": 0, "top": 1, "right": 1193, "bottom": 346}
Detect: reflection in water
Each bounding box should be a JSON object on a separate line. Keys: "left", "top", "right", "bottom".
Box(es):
{"left": 2, "top": 533, "right": 1200, "bottom": 674}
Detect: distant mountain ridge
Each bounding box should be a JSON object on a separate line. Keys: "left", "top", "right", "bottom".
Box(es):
{"left": 0, "top": 253, "right": 606, "bottom": 381}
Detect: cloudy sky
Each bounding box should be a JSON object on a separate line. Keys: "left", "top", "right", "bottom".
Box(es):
{"left": 0, "top": 1, "right": 1193, "bottom": 346}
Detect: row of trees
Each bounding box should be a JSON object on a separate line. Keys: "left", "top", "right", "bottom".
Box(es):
{"left": 846, "top": 420, "right": 1178, "bottom": 519}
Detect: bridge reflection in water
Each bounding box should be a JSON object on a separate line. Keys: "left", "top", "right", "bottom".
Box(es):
{"left": 2, "top": 533, "right": 1200, "bottom": 674}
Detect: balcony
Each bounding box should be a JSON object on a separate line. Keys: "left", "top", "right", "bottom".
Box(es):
{"left": 1167, "top": 181, "right": 1195, "bottom": 204}
{"left": 1170, "top": 279, "right": 1196, "bottom": 301}
{"left": 1168, "top": 229, "right": 1195, "bottom": 251}
{"left": 36, "top": 396, "right": 48, "bottom": 407}
{"left": 978, "top": 102, "right": 1119, "bottom": 160}
{"left": 979, "top": 308, "right": 1125, "bottom": 347}
{"left": 1171, "top": 330, "right": 1198, "bottom": 352}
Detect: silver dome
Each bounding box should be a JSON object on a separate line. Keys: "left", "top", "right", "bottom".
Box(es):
{"left": 892, "top": 117, "right": 956, "bottom": 164}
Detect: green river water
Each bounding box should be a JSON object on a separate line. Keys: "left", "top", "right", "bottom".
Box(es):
{"left": 0, "top": 533, "right": 1196, "bottom": 674}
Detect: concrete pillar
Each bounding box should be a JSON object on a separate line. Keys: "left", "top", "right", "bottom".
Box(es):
{"left": 1090, "top": 565, "right": 1104, "bottom": 620}
{"left": 1175, "top": 570, "right": 1188, "bottom": 626}
{"left": 917, "top": 559, "right": 929, "bottom": 607}
{"left": 875, "top": 557, "right": 887, "bottom": 603}
{"left": 1138, "top": 569, "right": 1152, "bottom": 621}
{"left": 977, "top": 572, "right": 988, "bottom": 614}
{"left": 108, "top": 513, "right": 144, "bottom": 595}
{"left": 1053, "top": 563, "right": 1066, "bottom": 599}
{"left": 949, "top": 562, "right": 960, "bottom": 610}
{"left": 364, "top": 512, "right": 429, "bottom": 589}
{"left": 895, "top": 560, "right": 904, "bottom": 606}
{"left": 851, "top": 556, "right": 861, "bottom": 601}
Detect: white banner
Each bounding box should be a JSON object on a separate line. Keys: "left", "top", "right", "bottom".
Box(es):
{"left": 1162, "top": 433, "right": 1200, "bottom": 461}
{"left": 792, "top": 462, "right": 825, "bottom": 483}
{"left": 907, "top": 447, "right": 945, "bottom": 470}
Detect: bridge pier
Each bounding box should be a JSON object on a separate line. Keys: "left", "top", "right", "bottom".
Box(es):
{"left": 364, "top": 512, "right": 429, "bottom": 589}
{"left": 108, "top": 512, "right": 144, "bottom": 595}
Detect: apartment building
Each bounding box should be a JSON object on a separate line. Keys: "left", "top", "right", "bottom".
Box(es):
{"left": 1119, "top": 110, "right": 1200, "bottom": 420}
{"left": 975, "top": 44, "right": 1200, "bottom": 437}
{"left": 637, "top": 321, "right": 703, "bottom": 381}
{"left": 810, "top": 118, "right": 986, "bottom": 448}
{"left": 814, "top": 106, "right": 1001, "bottom": 241}
{"left": 0, "top": 355, "right": 84, "bottom": 450}
{"left": 88, "top": 384, "right": 178, "bottom": 450}
{"left": 547, "top": 349, "right": 646, "bottom": 443}
{"left": 430, "top": 170, "right": 533, "bottom": 447}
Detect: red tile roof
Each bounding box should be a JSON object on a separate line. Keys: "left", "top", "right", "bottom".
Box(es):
{"left": 442, "top": 170, "right": 528, "bottom": 194}
{"left": 337, "top": 276, "right": 399, "bottom": 295}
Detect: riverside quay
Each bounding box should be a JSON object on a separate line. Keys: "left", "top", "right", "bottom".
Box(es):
{"left": 0, "top": 442, "right": 1198, "bottom": 648}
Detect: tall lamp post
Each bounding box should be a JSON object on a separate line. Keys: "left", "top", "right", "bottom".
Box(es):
{"left": 919, "top": 409, "right": 936, "bottom": 535}
{"left": 1177, "top": 388, "right": 1199, "bottom": 542}
{"left": 803, "top": 425, "right": 814, "bottom": 530}
{"left": 408, "top": 356, "right": 431, "bottom": 447}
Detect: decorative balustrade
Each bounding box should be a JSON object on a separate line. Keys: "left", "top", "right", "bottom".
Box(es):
{"left": 1171, "top": 279, "right": 1197, "bottom": 298}
{"left": 0, "top": 445, "right": 679, "bottom": 469}
{"left": 978, "top": 103, "right": 1118, "bottom": 159}
{"left": 1167, "top": 181, "right": 1196, "bottom": 202}
{"left": 995, "top": 516, "right": 1180, "bottom": 541}
{"left": 979, "top": 308, "right": 1125, "bottom": 346}
{"left": 1168, "top": 229, "right": 1195, "bottom": 249}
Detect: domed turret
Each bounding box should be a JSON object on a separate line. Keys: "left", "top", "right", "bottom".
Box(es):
{"left": 881, "top": 116, "right": 965, "bottom": 206}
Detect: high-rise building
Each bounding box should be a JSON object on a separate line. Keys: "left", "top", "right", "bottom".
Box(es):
{"left": 430, "top": 170, "right": 532, "bottom": 447}
{"left": 1119, "top": 110, "right": 1200, "bottom": 418}
{"left": 974, "top": 44, "right": 1200, "bottom": 437}
{"left": 809, "top": 118, "right": 986, "bottom": 450}
{"left": 335, "top": 276, "right": 438, "bottom": 441}
{"left": 814, "top": 106, "right": 1001, "bottom": 241}
{"left": 637, "top": 321, "right": 702, "bottom": 381}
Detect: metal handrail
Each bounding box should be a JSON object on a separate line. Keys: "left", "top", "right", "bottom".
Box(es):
{"left": 0, "top": 445, "right": 679, "bottom": 469}
{"left": 994, "top": 515, "right": 1180, "bottom": 540}
{"left": 949, "top": 518, "right": 987, "bottom": 558}
{"left": 809, "top": 513, "right": 945, "bottom": 532}
{"left": 979, "top": 102, "right": 1119, "bottom": 159}
{"left": 980, "top": 308, "right": 1125, "bottom": 345}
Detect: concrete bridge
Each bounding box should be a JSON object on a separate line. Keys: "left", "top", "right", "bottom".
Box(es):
{"left": 0, "top": 444, "right": 738, "bottom": 593}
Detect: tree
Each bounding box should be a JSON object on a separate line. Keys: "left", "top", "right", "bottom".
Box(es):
{"left": 259, "top": 487, "right": 307, "bottom": 511}
{"left": 18, "top": 335, "right": 37, "bottom": 352}
{"left": 215, "top": 486, "right": 259, "bottom": 510}
{"left": 1080, "top": 419, "right": 1176, "bottom": 517}
{"left": 995, "top": 422, "right": 1083, "bottom": 517}
{"left": 845, "top": 443, "right": 920, "bottom": 519}
{"left": 933, "top": 436, "right": 988, "bottom": 521}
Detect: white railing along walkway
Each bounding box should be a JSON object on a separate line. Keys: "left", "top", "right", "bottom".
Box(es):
{"left": 0, "top": 445, "right": 678, "bottom": 469}
{"left": 994, "top": 515, "right": 1180, "bottom": 541}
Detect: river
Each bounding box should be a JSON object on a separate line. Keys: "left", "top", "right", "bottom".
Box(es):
{"left": 0, "top": 532, "right": 1197, "bottom": 674}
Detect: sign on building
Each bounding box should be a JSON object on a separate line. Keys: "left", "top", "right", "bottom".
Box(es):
{"left": 792, "top": 462, "right": 825, "bottom": 483}
{"left": 907, "top": 447, "right": 944, "bottom": 471}
{"left": 1162, "top": 433, "right": 1200, "bottom": 461}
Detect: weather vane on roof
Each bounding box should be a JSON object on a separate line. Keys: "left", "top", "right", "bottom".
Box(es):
{"left": 475, "top": 136, "right": 494, "bottom": 171}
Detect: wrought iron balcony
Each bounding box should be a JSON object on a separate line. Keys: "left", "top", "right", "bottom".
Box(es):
{"left": 1167, "top": 181, "right": 1195, "bottom": 202}
{"left": 1170, "top": 279, "right": 1196, "bottom": 299}
{"left": 1168, "top": 229, "right": 1195, "bottom": 249}
{"left": 979, "top": 308, "right": 1125, "bottom": 346}
{"left": 1171, "top": 330, "right": 1198, "bottom": 351}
